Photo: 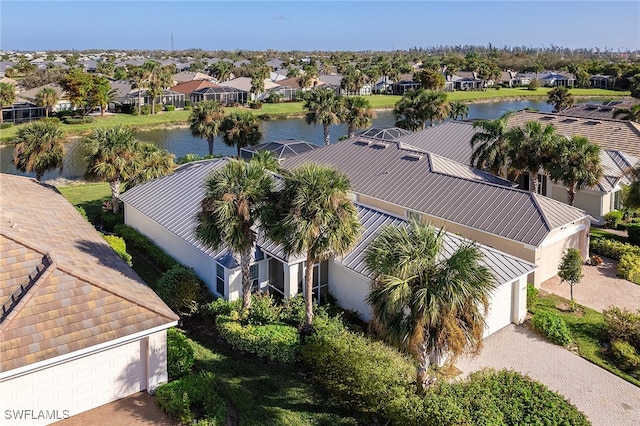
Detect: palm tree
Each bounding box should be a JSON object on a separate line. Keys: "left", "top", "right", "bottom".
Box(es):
{"left": 394, "top": 89, "right": 428, "bottom": 131}
{"left": 84, "top": 126, "right": 142, "bottom": 213}
{"left": 470, "top": 111, "right": 514, "bottom": 177}
{"left": 0, "top": 82, "right": 16, "bottom": 124}
{"left": 364, "top": 220, "right": 493, "bottom": 392}
{"left": 613, "top": 104, "right": 640, "bottom": 122}
{"left": 208, "top": 60, "right": 234, "bottom": 82}
{"left": 507, "top": 121, "right": 559, "bottom": 194}
{"left": 35, "top": 86, "right": 58, "bottom": 118}
{"left": 448, "top": 100, "right": 469, "bottom": 120}
{"left": 13, "top": 121, "right": 64, "bottom": 181}
{"left": 422, "top": 90, "right": 450, "bottom": 126}
{"left": 220, "top": 111, "right": 263, "bottom": 157}
{"left": 547, "top": 136, "right": 603, "bottom": 206}
{"left": 196, "top": 158, "right": 274, "bottom": 312}
{"left": 342, "top": 96, "right": 376, "bottom": 138}
{"left": 124, "top": 143, "right": 175, "bottom": 189}
{"left": 547, "top": 86, "right": 575, "bottom": 112}
{"left": 265, "top": 164, "right": 362, "bottom": 332}
{"left": 189, "top": 100, "right": 225, "bottom": 155}
{"left": 250, "top": 150, "right": 280, "bottom": 172}
{"left": 302, "top": 88, "right": 343, "bottom": 146}
{"left": 129, "top": 66, "right": 149, "bottom": 115}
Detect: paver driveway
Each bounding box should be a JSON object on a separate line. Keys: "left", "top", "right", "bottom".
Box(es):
{"left": 456, "top": 324, "right": 640, "bottom": 426}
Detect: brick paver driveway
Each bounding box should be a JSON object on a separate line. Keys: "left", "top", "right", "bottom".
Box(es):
{"left": 541, "top": 257, "right": 640, "bottom": 312}
{"left": 456, "top": 325, "right": 640, "bottom": 426}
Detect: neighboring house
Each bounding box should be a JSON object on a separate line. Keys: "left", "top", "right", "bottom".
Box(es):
{"left": 119, "top": 159, "right": 536, "bottom": 337}
{"left": 318, "top": 74, "right": 372, "bottom": 96}
{"left": 0, "top": 61, "right": 15, "bottom": 77}
{"left": 122, "top": 88, "right": 185, "bottom": 109}
{"left": 557, "top": 100, "right": 640, "bottom": 120}
{"left": 452, "top": 71, "right": 483, "bottom": 90}
{"left": 590, "top": 74, "right": 613, "bottom": 89}
{"left": 0, "top": 174, "right": 178, "bottom": 425}
{"left": 18, "top": 83, "right": 72, "bottom": 113}
{"left": 498, "top": 70, "right": 519, "bottom": 87}
{"left": 219, "top": 77, "right": 280, "bottom": 101}
{"left": 516, "top": 71, "right": 575, "bottom": 87}
{"left": 240, "top": 139, "right": 319, "bottom": 162}
{"left": 191, "top": 85, "right": 248, "bottom": 106}
{"left": 266, "top": 59, "right": 284, "bottom": 70}
{"left": 281, "top": 133, "right": 591, "bottom": 287}
{"left": 171, "top": 71, "right": 214, "bottom": 84}
{"left": 1, "top": 98, "right": 45, "bottom": 124}
{"left": 108, "top": 80, "right": 136, "bottom": 110}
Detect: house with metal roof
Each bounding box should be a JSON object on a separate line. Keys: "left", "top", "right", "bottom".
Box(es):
{"left": 0, "top": 174, "right": 178, "bottom": 424}
{"left": 119, "top": 158, "right": 536, "bottom": 337}
{"left": 240, "top": 139, "right": 319, "bottom": 162}
{"left": 281, "top": 135, "right": 591, "bottom": 286}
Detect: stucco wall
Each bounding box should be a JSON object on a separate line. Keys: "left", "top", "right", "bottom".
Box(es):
{"left": 327, "top": 259, "right": 372, "bottom": 321}
{"left": 534, "top": 219, "right": 589, "bottom": 287}
{"left": 147, "top": 330, "right": 168, "bottom": 392}
{"left": 549, "top": 183, "right": 604, "bottom": 224}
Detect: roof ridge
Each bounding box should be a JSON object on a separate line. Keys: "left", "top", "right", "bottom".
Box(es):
{"left": 530, "top": 193, "right": 557, "bottom": 233}
{"left": 520, "top": 109, "right": 634, "bottom": 125}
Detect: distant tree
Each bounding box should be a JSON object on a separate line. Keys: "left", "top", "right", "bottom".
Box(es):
{"left": 189, "top": 100, "right": 225, "bottom": 155}
{"left": 470, "top": 111, "right": 514, "bottom": 177}
{"left": 547, "top": 86, "right": 575, "bottom": 112}
{"left": 124, "top": 143, "right": 175, "bottom": 189}
{"left": 189, "top": 61, "right": 206, "bottom": 73}
{"left": 507, "top": 121, "right": 558, "bottom": 194}
{"left": 35, "top": 86, "right": 59, "bottom": 117}
{"left": 630, "top": 74, "right": 640, "bottom": 99}
{"left": 220, "top": 111, "right": 263, "bottom": 157}
{"left": 302, "top": 88, "right": 343, "bottom": 146}
{"left": 60, "top": 68, "right": 93, "bottom": 112}
{"left": 558, "top": 248, "right": 583, "bottom": 308}
{"left": 613, "top": 105, "right": 640, "bottom": 122}
{"left": 208, "top": 61, "right": 234, "bottom": 82}
{"left": 113, "top": 66, "right": 129, "bottom": 81}
{"left": 0, "top": 82, "right": 16, "bottom": 123}
{"left": 422, "top": 90, "right": 450, "bottom": 126}
{"left": 413, "top": 69, "right": 446, "bottom": 90}
{"left": 129, "top": 66, "right": 149, "bottom": 115}
{"left": 286, "top": 67, "right": 300, "bottom": 78}
{"left": 342, "top": 96, "right": 376, "bottom": 138}
{"left": 250, "top": 63, "right": 270, "bottom": 100}
{"left": 341, "top": 66, "right": 368, "bottom": 95}
{"left": 449, "top": 100, "right": 469, "bottom": 120}
{"left": 96, "top": 61, "right": 115, "bottom": 77}
{"left": 88, "top": 76, "right": 116, "bottom": 116}
{"left": 394, "top": 89, "right": 428, "bottom": 131}
{"left": 13, "top": 121, "right": 64, "bottom": 181}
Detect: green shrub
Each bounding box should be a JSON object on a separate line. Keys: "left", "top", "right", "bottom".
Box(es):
{"left": 75, "top": 206, "right": 88, "bottom": 221}
{"left": 279, "top": 294, "right": 331, "bottom": 329}
{"left": 247, "top": 292, "right": 281, "bottom": 325}
{"left": 611, "top": 340, "right": 640, "bottom": 376}
{"left": 41, "top": 117, "right": 60, "bottom": 125}
{"left": 527, "top": 80, "right": 540, "bottom": 91}
{"left": 0, "top": 122, "right": 14, "bottom": 129}
{"left": 167, "top": 328, "right": 194, "bottom": 380}
{"left": 532, "top": 311, "right": 572, "bottom": 346}
{"left": 590, "top": 237, "right": 640, "bottom": 260}
{"left": 141, "top": 105, "right": 152, "bottom": 115}
{"left": 604, "top": 210, "right": 624, "bottom": 228}
{"left": 628, "top": 223, "right": 640, "bottom": 245}
{"left": 199, "top": 298, "right": 240, "bottom": 322}
{"left": 301, "top": 316, "right": 415, "bottom": 412}
{"left": 184, "top": 105, "right": 192, "bottom": 110}
{"left": 99, "top": 209, "right": 124, "bottom": 232}
{"left": 114, "top": 224, "right": 178, "bottom": 271}
{"left": 184, "top": 100, "right": 191, "bottom": 107}
{"left": 618, "top": 253, "right": 640, "bottom": 284}
{"left": 526, "top": 284, "right": 538, "bottom": 312}
{"left": 103, "top": 234, "right": 132, "bottom": 266}
{"left": 155, "top": 372, "right": 226, "bottom": 425}
{"left": 156, "top": 265, "right": 208, "bottom": 316}
{"left": 603, "top": 307, "right": 640, "bottom": 352}
{"left": 216, "top": 316, "right": 300, "bottom": 363}
{"left": 64, "top": 116, "right": 95, "bottom": 124}
{"left": 249, "top": 102, "right": 263, "bottom": 109}
{"left": 164, "top": 105, "right": 176, "bottom": 111}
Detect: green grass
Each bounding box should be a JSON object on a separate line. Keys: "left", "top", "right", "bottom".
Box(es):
{"left": 532, "top": 292, "right": 640, "bottom": 387}
{"left": 591, "top": 227, "right": 629, "bottom": 243}
{"left": 186, "top": 327, "right": 361, "bottom": 426}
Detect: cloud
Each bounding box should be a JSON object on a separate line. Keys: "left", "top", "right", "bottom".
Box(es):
{"left": 273, "top": 15, "right": 289, "bottom": 21}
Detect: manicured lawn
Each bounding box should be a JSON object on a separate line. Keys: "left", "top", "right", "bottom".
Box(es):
{"left": 532, "top": 292, "right": 640, "bottom": 387}
{"left": 186, "top": 327, "right": 361, "bottom": 426}
{"left": 590, "top": 227, "right": 629, "bottom": 243}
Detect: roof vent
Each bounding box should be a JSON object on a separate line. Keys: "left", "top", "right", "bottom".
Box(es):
{"left": 354, "top": 140, "right": 372, "bottom": 147}
{"left": 585, "top": 120, "right": 601, "bottom": 125}
{"left": 560, "top": 118, "right": 578, "bottom": 123}
{"left": 371, "top": 142, "right": 389, "bottom": 149}
{"left": 540, "top": 116, "right": 555, "bottom": 121}
{"left": 401, "top": 153, "right": 423, "bottom": 161}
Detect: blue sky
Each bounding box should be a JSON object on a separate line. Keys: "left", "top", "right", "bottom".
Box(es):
{"left": 1, "top": 1, "right": 639, "bottom": 52}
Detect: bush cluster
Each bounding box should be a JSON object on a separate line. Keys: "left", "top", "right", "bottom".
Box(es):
{"left": 103, "top": 234, "right": 132, "bottom": 266}
{"left": 590, "top": 238, "right": 640, "bottom": 283}
{"left": 611, "top": 340, "right": 640, "bottom": 377}
{"left": 167, "top": 328, "right": 194, "bottom": 380}
{"left": 164, "top": 105, "right": 176, "bottom": 111}
{"left": 64, "top": 116, "right": 95, "bottom": 124}
{"left": 618, "top": 253, "right": 640, "bottom": 284}
{"left": 603, "top": 308, "right": 640, "bottom": 351}
{"left": 156, "top": 265, "right": 208, "bottom": 316}
{"left": 215, "top": 315, "right": 300, "bottom": 363}
{"left": 0, "top": 122, "right": 14, "bottom": 129}
{"left": 604, "top": 210, "right": 624, "bottom": 229}
{"left": 531, "top": 311, "right": 572, "bottom": 346}
{"left": 41, "top": 117, "right": 60, "bottom": 125}
{"left": 627, "top": 223, "right": 640, "bottom": 245}
{"left": 526, "top": 284, "right": 538, "bottom": 312}
{"left": 114, "top": 224, "right": 178, "bottom": 271}
{"left": 99, "top": 209, "right": 124, "bottom": 232}
{"left": 155, "top": 372, "right": 226, "bottom": 425}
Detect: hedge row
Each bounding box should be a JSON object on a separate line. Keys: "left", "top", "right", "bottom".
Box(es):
{"left": 167, "top": 328, "right": 194, "bottom": 380}
{"left": 156, "top": 265, "right": 209, "bottom": 316}
{"left": 603, "top": 308, "right": 640, "bottom": 378}
{"left": 531, "top": 311, "right": 572, "bottom": 346}
{"left": 114, "top": 224, "right": 178, "bottom": 271}
{"left": 155, "top": 372, "right": 226, "bottom": 425}
{"left": 590, "top": 238, "right": 640, "bottom": 284}
{"left": 102, "top": 234, "right": 132, "bottom": 266}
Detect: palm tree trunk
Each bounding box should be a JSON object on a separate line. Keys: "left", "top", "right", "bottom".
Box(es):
{"left": 110, "top": 179, "right": 121, "bottom": 214}
{"left": 35, "top": 171, "right": 43, "bottom": 182}
{"left": 567, "top": 183, "right": 576, "bottom": 206}
{"left": 323, "top": 124, "right": 330, "bottom": 146}
{"left": 416, "top": 340, "right": 430, "bottom": 394}
{"left": 101, "top": 103, "right": 105, "bottom": 117}
{"left": 304, "top": 255, "right": 315, "bottom": 334}
{"left": 137, "top": 92, "right": 142, "bottom": 115}
{"left": 348, "top": 125, "right": 355, "bottom": 139}
{"left": 45, "top": 108, "right": 49, "bottom": 118}
{"left": 530, "top": 171, "right": 539, "bottom": 194}
{"left": 207, "top": 136, "right": 214, "bottom": 156}
{"left": 240, "top": 248, "right": 252, "bottom": 312}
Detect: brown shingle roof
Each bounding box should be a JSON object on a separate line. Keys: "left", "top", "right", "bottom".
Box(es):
{"left": 171, "top": 79, "right": 216, "bottom": 95}
{"left": 0, "top": 174, "right": 178, "bottom": 372}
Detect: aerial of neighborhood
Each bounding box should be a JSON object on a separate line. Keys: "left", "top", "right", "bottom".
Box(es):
{"left": 1, "top": 1, "right": 640, "bottom": 426}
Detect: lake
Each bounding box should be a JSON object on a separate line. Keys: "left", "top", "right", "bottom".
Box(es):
{"left": 0, "top": 99, "right": 588, "bottom": 181}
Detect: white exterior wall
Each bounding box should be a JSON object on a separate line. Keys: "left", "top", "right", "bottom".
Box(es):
{"left": 146, "top": 330, "right": 168, "bottom": 392}
{"left": 226, "top": 258, "right": 270, "bottom": 302}
{"left": 534, "top": 220, "right": 589, "bottom": 287}
{"left": 327, "top": 259, "right": 373, "bottom": 321}
{"left": 124, "top": 205, "right": 217, "bottom": 295}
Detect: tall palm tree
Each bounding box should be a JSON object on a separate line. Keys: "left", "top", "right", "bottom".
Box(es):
{"left": 507, "top": 121, "right": 559, "bottom": 194}
{"left": 35, "top": 86, "right": 58, "bottom": 118}
{"left": 250, "top": 150, "right": 280, "bottom": 172}
{"left": 84, "top": 126, "right": 142, "bottom": 213}
{"left": 196, "top": 158, "right": 274, "bottom": 311}
{"left": 189, "top": 100, "right": 225, "bottom": 155}
{"left": 394, "top": 89, "right": 428, "bottom": 131}
{"left": 208, "top": 60, "right": 234, "bottom": 82}
{"left": 220, "top": 111, "right": 263, "bottom": 157}
{"left": 129, "top": 66, "right": 149, "bottom": 115}
{"left": 342, "top": 96, "right": 376, "bottom": 138}
{"left": 422, "top": 90, "right": 450, "bottom": 126}
{"left": 265, "top": 164, "right": 362, "bottom": 332}
{"left": 547, "top": 86, "right": 575, "bottom": 112}
{"left": 470, "top": 111, "right": 514, "bottom": 177}
{"left": 448, "top": 100, "right": 469, "bottom": 120}
{"left": 124, "top": 143, "right": 175, "bottom": 189}
{"left": 613, "top": 104, "right": 640, "bottom": 122}
{"left": 302, "top": 88, "right": 343, "bottom": 146}
{"left": 0, "top": 82, "right": 16, "bottom": 124}
{"left": 13, "top": 121, "right": 64, "bottom": 181}
{"left": 547, "top": 135, "right": 603, "bottom": 206}
{"left": 364, "top": 220, "right": 493, "bottom": 392}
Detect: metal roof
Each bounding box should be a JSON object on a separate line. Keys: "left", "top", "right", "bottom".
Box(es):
{"left": 342, "top": 204, "right": 537, "bottom": 284}
{"left": 394, "top": 121, "right": 477, "bottom": 164}
{"left": 240, "top": 139, "right": 319, "bottom": 161}
{"left": 281, "top": 138, "right": 589, "bottom": 246}
{"left": 358, "top": 127, "right": 413, "bottom": 141}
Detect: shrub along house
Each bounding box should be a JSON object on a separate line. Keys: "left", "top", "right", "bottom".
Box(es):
{"left": 119, "top": 158, "right": 536, "bottom": 337}
{"left": 0, "top": 174, "right": 178, "bottom": 425}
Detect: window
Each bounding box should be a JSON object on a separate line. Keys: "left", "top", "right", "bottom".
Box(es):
{"left": 216, "top": 264, "right": 225, "bottom": 297}
{"left": 612, "top": 190, "right": 622, "bottom": 211}
{"left": 311, "top": 260, "right": 329, "bottom": 304}
{"left": 250, "top": 264, "right": 259, "bottom": 291}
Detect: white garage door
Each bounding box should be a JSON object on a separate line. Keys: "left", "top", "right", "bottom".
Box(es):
{"left": 484, "top": 281, "right": 513, "bottom": 337}
{"left": 1, "top": 339, "right": 146, "bottom": 426}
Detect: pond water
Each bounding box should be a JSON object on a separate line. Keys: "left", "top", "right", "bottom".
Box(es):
{"left": 0, "top": 99, "right": 590, "bottom": 181}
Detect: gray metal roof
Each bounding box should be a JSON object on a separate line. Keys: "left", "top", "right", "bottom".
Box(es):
{"left": 342, "top": 204, "right": 537, "bottom": 284}
{"left": 394, "top": 121, "right": 477, "bottom": 165}
{"left": 240, "top": 139, "right": 319, "bottom": 161}
{"left": 358, "top": 127, "right": 413, "bottom": 141}
{"left": 598, "top": 150, "right": 639, "bottom": 193}
{"left": 281, "top": 138, "right": 589, "bottom": 246}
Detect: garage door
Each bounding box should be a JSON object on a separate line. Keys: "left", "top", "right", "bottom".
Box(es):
{"left": 1, "top": 339, "right": 146, "bottom": 426}
{"left": 484, "top": 281, "right": 512, "bottom": 337}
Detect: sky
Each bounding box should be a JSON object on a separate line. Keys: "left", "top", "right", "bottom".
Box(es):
{"left": 1, "top": 1, "right": 639, "bottom": 52}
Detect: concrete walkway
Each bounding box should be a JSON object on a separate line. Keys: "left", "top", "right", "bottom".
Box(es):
{"left": 541, "top": 256, "right": 640, "bottom": 312}
{"left": 456, "top": 325, "right": 640, "bottom": 426}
